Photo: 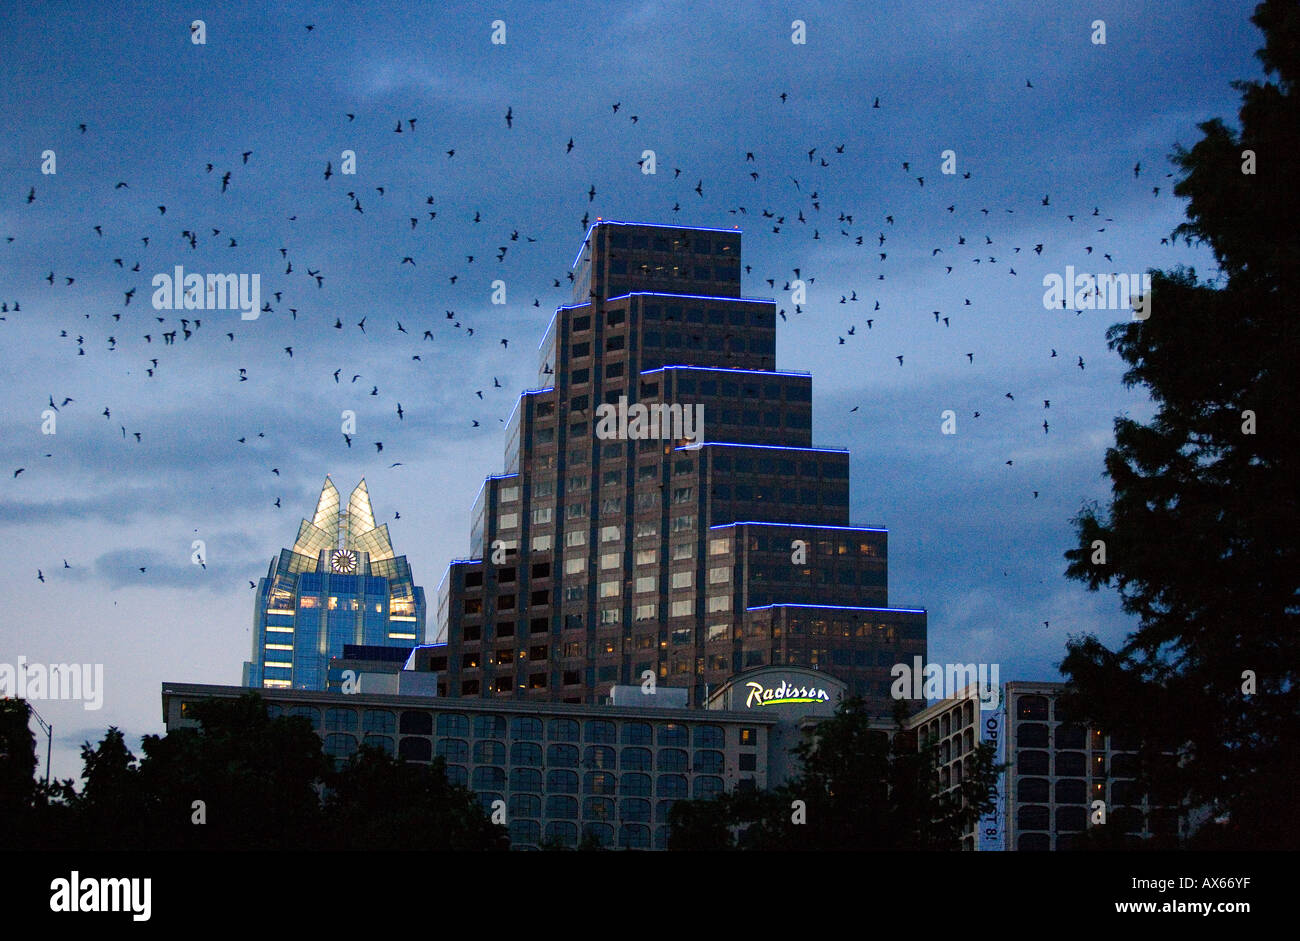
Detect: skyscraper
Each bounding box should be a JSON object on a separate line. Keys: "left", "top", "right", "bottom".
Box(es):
{"left": 424, "top": 220, "right": 926, "bottom": 713}
{"left": 244, "top": 476, "right": 426, "bottom": 690}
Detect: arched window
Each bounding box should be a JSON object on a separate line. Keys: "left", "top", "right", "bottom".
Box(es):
{"left": 620, "top": 799, "right": 651, "bottom": 823}
{"left": 1017, "top": 750, "right": 1050, "bottom": 774}
{"left": 511, "top": 742, "right": 542, "bottom": 767}
{"left": 1017, "top": 777, "right": 1050, "bottom": 803}
{"left": 581, "top": 822, "right": 614, "bottom": 848}
{"left": 658, "top": 723, "right": 689, "bottom": 747}
{"left": 583, "top": 797, "right": 615, "bottom": 821}
{"left": 509, "top": 819, "right": 540, "bottom": 847}
{"left": 657, "top": 775, "right": 688, "bottom": 799}
{"left": 584, "top": 720, "right": 616, "bottom": 744}
{"left": 1016, "top": 695, "right": 1049, "bottom": 720}
{"left": 544, "top": 821, "right": 578, "bottom": 847}
{"left": 1016, "top": 723, "right": 1049, "bottom": 748}
{"left": 693, "top": 724, "right": 724, "bottom": 748}
{"left": 509, "top": 793, "right": 540, "bottom": 819}
{"left": 1055, "top": 752, "right": 1086, "bottom": 777}
{"left": 621, "top": 722, "right": 652, "bottom": 746}
{"left": 618, "top": 823, "right": 651, "bottom": 849}
{"left": 398, "top": 737, "right": 431, "bottom": 762}
{"left": 436, "top": 738, "right": 468, "bottom": 763}
{"left": 1055, "top": 779, "right": 1087, "bottom": 803}
{"left": 548, "top": 718, "right": 580, "bottom": 741}
{"left": 546, "top": 769, "right": 578, "bottom": 794}
{"left": 324, "top": 733, "right": 356, "bottom": 759}
{"left": 511, "top": 716, "right": 542, "bottom": 741}
{"left": 325, "top": 708, "right": 357, "bottom": 732}
{"left": 621, "top": 747, "right": 652, "bottom": 771}
{"left": 620, "top": 773, "right": 651, "bottom": 797}
{"left": 509, "top": 768, "right": 541, "bottom": 793}
{"left": 547, "top": 743, "right": 579, "bottom": 768}
{"left": 473, "top": 714, "right": 506, "bottom": 738}
{"left": 583, "top": 771, "right": 617, "bottom": 795}
{"left": 693, "top": 750, "right": 724, "bottom": 774}
{"left": 472, "top": 766, "right": 505, "bottom": 790}
{"left": 545, "top": 795, "right": 579, "bottom": 819}
{"left": 433, "top": 713, "right": 465, "bottom": 736}
{"left": 658, "top": 748, "right": 688, "bottom": 772}
{"left": 1017, "top": 805, "right": 1050, "bottom": 831}
{"left": 693, "top": 776, "right": 723, "bottom": 799}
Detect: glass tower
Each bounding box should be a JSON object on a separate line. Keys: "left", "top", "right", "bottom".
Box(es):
{"left": 243, "top": 476, "right": 427, "bottom": 690}
{"left": 424, "top": 221, "right": 926, "bottom": 714}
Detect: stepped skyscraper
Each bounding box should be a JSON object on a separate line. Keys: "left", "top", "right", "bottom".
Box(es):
{"left": 424, "top": 220, "right": 926, "bottom": 713}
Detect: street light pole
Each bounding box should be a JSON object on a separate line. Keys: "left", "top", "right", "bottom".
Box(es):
{"left": 27, "top": 702, "right": 52, "bottom": 789}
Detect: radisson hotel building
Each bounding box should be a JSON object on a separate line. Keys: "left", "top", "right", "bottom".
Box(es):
{"left": 165, "top": 222, "right": 1172, "bottom": 850}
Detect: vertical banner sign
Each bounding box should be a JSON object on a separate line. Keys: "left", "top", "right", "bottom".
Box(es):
{"left": 979, "top": 705, "right": 1004, "bottom": 851}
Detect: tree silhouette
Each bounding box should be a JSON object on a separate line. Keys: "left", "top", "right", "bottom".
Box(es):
{"left": 5, "top": 693, "right": 505, "bottom": 850}
{"left": 1062, "top": 0, "right": 1300, "bottom": 849}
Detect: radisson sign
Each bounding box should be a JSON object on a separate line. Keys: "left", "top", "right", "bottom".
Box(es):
{"left": 745, "top": 680, "right": 831, "bottom": 708}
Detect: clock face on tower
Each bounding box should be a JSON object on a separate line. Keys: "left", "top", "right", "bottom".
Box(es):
{"left": 330, "top": 549, "right": 357, "bottom": 574}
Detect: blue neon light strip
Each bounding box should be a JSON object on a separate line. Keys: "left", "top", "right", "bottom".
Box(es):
{"left": 673, "top": 442, "right": 848, "bottom": 454}
{"left": 537, "top": 309, "right": 559, "bottom": 351}
{"left": 746, "top": 603, "right": 926, "bottom": 615}
{"left": 605, "top": 291, "right": 773, "bottom": 305}
{"left": 571, "top": 220, "right": 744, "bottom": 269}
{"left": 641, "top": 365, "right": 810, "bottom": 378}
{"left": 711, "top": 521, "right": 887, "bottom": 533}
{"left": 503, "top": 388, "right": 555, "bottom": 435}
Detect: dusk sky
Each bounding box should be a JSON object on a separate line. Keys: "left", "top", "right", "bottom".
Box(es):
{"left": 1, "top": 0, "right": 1261, "bottom": 782}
